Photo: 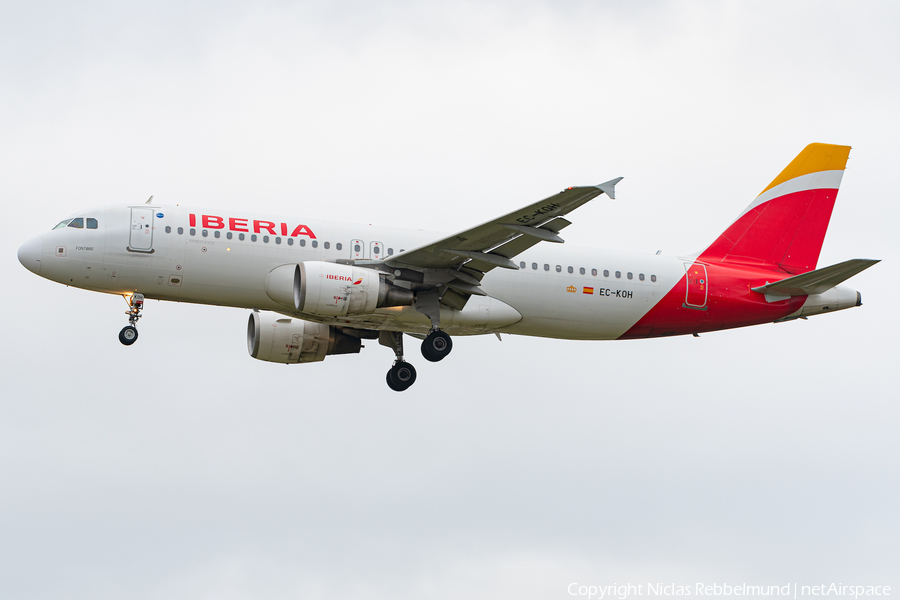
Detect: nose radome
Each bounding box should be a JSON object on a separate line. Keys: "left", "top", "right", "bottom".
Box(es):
{"left": 17, "top": 236, "right": 43, "bottom": 275}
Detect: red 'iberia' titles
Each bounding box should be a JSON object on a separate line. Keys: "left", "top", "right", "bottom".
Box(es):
{"left": 188, "top": 214, "right": 316, "bottom": 238}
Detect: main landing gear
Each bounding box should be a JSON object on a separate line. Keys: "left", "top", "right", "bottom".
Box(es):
{"left": 379, "top": 329, "right": 454, "bottom": 391}
{"left": 387, "top": 361, "right": 417, "bottom": 392}
{"left": 421, "top": 329, "right": 452, "bottom": 362}
{"left": 119, "top": 293, "right": 144, "bottom": 346}
{"left": 380, "top": 331, "right": 417, "bottom": 392}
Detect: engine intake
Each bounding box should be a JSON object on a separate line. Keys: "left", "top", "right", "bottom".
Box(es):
{"left": 265, "top": 261, "right": 414, "bottom": 317}
{"left": 247, "top": 311, "right": 361, "bottom": 364}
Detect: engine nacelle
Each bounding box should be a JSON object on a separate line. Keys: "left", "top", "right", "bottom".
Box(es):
{"left": 247, "top": 311, "right": 361, "bottom": 364}
{"left": 266, "top": 261, "right": 413, "bottom": 317}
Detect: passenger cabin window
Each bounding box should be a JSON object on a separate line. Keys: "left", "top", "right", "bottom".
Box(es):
{"left": 239, "top": 233, "right": 245, "bottom": 241}
{"left": 567, "top": 266, "right": 573, "bottom": 274}
{"left": 177, "top": 227, "right": 184, "bottom": 235}
{"left": 202, "top": 230, "right": 208, "bottom": 237}
{"left": 603, "top": 270, "right": 609, "bottom": 277}
{"left": 555, "top": 265, "right": 561, "bottom": 272}
{"left": 324, "top": 242, "right": 330, "bottom": 249}
{"left": 651, "top": 275, "right": 657, "bottom": 282}
{"left": 312, "top": 240, "right": 318, "bottom": 248}
{"left": 300, "top": 239, "right": 306, "bottom": 246}
{"left": 226, "top": 232, "right": 233, "bottom": 239}
{"left": 276, "top": 237, "right": 282, "bottom": 244}
{"left": 214, "top": 231, "right": 220, "bottom": 238}
{"left": 190, "top": 228, "right": 196, "bottom": 236}
{"left": 615, "top": 271, "right": 621, "bottom": 278}
{"left": 627, "top": 272, "right": 633, "bottom": 280}
{"left": 639, "top": 273, "right": 645, "bottom": 281}
{"left": 251, "top": 234, "right": 258, "bottom": 242}
{"left": 580, "top": 267, "right": 585, "bottom": 275}
{"left": 532, "top": 263, "right": 538, "bottom": 270}
{"left": 519, "top": 261, "right": 526, "bottom": 269}
{"left": 288, "top": 238, "right": 294, "bottom": 246}
{"left": 165, "top": 226, "right": 172, "bottom": 233}
{"left": 338, "top": 243, "right": 344, "bottom": 251}
{"left": 591, "top": 269, "right": 598, "bottom": 276}
{"left": 544, "top": 264, "right": 550, "bottom": 271}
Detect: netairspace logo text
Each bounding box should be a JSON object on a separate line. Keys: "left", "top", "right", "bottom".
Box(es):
{"left": 567, "top": 583, "right": 892, "bottom": 600}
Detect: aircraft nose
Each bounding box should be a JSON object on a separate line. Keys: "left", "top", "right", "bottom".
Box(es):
{"left": 17, "top": 236, "right": 43, "bottom": 275}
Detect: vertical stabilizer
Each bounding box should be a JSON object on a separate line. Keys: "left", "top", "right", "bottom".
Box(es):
{"left": 700, "top": 143, "right": 851, "bottom": 274}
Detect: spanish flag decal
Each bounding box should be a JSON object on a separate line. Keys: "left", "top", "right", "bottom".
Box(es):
{"left": 583, "top": 287, "right": 594, "bottom": 294}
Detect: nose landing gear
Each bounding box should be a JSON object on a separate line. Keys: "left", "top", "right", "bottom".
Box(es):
{"left": 379, "top": 330, "right": 417, "bottom": 392}
{"left": 119, "top": 293, "right": 144, "bottom": 346}
{"left": 119, "top": 325, "right": 138, "bottom": 345}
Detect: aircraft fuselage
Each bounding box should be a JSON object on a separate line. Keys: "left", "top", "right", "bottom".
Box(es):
{"left": 18, "top": 204, "right": 860, "bottom": 341}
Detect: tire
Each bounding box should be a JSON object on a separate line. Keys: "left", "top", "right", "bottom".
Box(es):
{"left": 387, "top": 370, "right": 399, "bottom": 390}
{"left": 421, "top": 330, "right": 452, "bottom": 362}
{"left": 119, "top": 326, "right": 138, "bottom": 346}
{"left": 387, "top": 361, "right": 417, "bottom": 391}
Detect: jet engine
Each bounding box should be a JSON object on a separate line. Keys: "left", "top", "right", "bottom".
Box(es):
{"left": 265, "top": 261, "right": 413, "bottom": 316}
{"left": 247, "top": 311, "right": 361, "bottom": 364}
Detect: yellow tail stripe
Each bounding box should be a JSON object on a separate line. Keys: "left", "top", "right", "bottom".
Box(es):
{"left": 759, "top": 143, "right": 851, "bottom": 196}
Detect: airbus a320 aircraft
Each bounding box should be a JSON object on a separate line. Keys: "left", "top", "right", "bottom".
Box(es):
{"left": 17, "top": 143, "right": 878, "bottom": 391}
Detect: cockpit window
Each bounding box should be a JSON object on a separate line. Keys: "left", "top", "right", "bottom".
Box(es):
{"left": 52, "top": 217, "right": 98, "bottom": 230}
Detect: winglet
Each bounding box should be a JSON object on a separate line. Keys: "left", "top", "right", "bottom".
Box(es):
{"left": 596, "top": 177, "right": 623, "bottom": 200}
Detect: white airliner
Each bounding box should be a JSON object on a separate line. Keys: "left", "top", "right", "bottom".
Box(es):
{"left": 17, "top": 143, "right": 878, "bottom": 390}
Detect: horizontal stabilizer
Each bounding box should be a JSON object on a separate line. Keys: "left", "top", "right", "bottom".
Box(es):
{"left": 752, "top": 259, "right": 880, "bottom": 297}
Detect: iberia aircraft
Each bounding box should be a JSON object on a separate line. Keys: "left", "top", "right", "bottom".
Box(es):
{"left": 17, "top": 143, "right": 879, "bottom": 391}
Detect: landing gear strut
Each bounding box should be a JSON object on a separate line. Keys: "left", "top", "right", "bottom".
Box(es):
{"left": 380, "top": 331, "right": 417, "bottom": 392}
{"left": 421, "top": 329, "right": 452, "bottom": 362}
{"left": 119, "top": 293, "right": 144, "bottom": 346}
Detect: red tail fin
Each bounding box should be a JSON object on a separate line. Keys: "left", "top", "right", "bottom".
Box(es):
{"left": 700, "top": 143, "right": 851, "bottom": 274}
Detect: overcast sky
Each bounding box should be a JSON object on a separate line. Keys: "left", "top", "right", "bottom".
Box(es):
{"left": 1, "top": 1, "right": 898, "bottom": 599}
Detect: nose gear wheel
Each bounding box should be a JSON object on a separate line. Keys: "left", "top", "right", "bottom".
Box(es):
{"left": 119, "top": 326, "right": 138, "bottom": 345}
{"left": 119, "top": 293, "right": 144, "bottom": 346}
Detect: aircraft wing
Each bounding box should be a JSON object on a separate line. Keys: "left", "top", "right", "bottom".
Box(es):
{"left": 370, "top": 178, "right": 622, "bottom": 312}
{"left": 385, "top": 178, "right": 623, "bottom": 274}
